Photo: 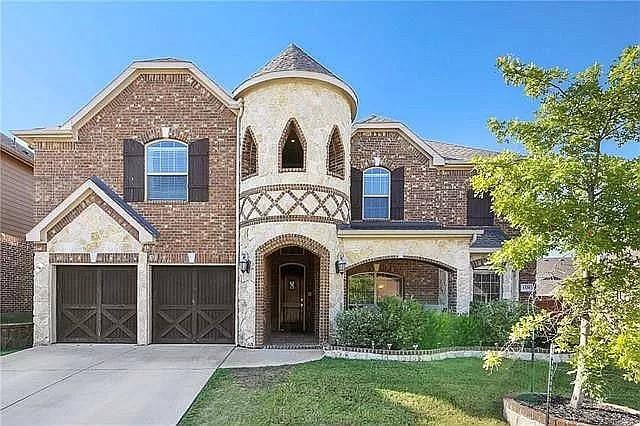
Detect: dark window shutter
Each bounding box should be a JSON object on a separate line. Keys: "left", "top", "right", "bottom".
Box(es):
{"left": 391, "top": 167, "right": 405, "bottom": 220}
{"left": 350, "top": 167, "right": 363, "bottom": 221}
{"left": 189, "top": 138, "right": 209, "bottom": 202}
{"left": 467, "top": 190, "right": 494, "bottom": 225}
{"left": 123, "top": 139, "right": 144, "bottom": 202}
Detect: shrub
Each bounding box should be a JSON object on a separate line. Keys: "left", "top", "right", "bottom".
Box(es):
{"left": 336, "top": 298, "right": 424, "bottom": 349}
{"left": 470, "top": 300, "right": 531, "bottom": 345}
{"left": 336, "top": 299, "right": 531, "bottom": 350}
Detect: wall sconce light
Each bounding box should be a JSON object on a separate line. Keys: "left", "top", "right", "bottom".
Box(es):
{"left": 239, "top": 252, "right": 251, "bottom": 274}
{"left": 335, "top": 255, "right": 347, "bottom": 274}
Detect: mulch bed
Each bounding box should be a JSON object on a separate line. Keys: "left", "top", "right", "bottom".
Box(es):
{"left": 227, "top": 365, "right": 293, "bottom": 389}
{"left": 517, "top": 393, "right": 640, "bottom": 426}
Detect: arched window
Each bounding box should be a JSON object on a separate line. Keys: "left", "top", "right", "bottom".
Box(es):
{"left": 347, "top": 272, "right": 402, "bottom": 307}
{"left": 280, "top": 118, "right": 305, "bottom": 171}
{"left": 241, "top": 128, "right": 258, "bottom": 180}
{"left": 145, "top": 139, "right": 188, "bottom": 200}
{"left": 327, "top": 126, "right": 345, "bottom": 178}
{"left": 363, "top": 167, "right": 390, "bottom": 220}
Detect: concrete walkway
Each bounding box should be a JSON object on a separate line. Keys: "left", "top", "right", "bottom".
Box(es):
{"left": 1, "top": 344, "right": 233, "bottom": 425}
{"left": 220, "top": 348, "right": 324, "bottom": 369}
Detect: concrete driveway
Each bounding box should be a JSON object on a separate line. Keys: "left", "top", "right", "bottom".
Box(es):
{"left": 1, "top": 344, "right": 234, "bottom": 425}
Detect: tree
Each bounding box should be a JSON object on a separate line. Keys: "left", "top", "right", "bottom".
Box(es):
{"left": 474, "top": 46, "right": 640, "bottom": 409}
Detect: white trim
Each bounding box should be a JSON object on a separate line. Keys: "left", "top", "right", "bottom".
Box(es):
{"left": 26, "top": 179, "right": 156, "bottom": 244}
{"left": 338, "top": 229, "right": 484, "bottom": 238}
{"left": 147, "top": 263, "right": 235, "bottom": 266}
{"left": 353, "top": 122, "right": 446, "bottom": 166}
{"left": 233, "top": 70, "right": 358, "bottom": 120}
{"left": 11, "top": 128, "right": 73, "bottom": 137}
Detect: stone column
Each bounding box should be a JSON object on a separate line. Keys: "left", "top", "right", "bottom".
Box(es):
{"left": 456, "top": 264, "right": 473, "bottom": 313}
{"left": 137, "top": 251, "right": 151, "bottom": 345}
{"left": 33, "top": 252, "right": 53, "bottom": 345}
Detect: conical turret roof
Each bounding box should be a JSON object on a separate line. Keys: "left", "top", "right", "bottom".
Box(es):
{"left": 251, "top": 43, "right": 336, "bottom": 78}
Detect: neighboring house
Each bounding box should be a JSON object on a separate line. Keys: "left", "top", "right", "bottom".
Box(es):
{"left": 535, "top": 256, "right": 574, "bottom": 310}
{"left": 14, "top": 44, "right": 534, "bottom": 348}
{"left": 0, "top": 132, "right": 34, "bottom": 315}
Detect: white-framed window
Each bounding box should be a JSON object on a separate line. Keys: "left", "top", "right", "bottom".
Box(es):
{"left": 472, "top": 271, "right": 502, "bottom": 303}
{"left": 363, "top": 167, "right": 390, "bottom": 220}
{"left": 347, "top": 272, "right": 402, "bottom": 308}
{"left": 145, "top": 139, "right": 188, "bottom": 201}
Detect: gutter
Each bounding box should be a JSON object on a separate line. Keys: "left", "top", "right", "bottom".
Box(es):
{"left": 234, "top": 97, "right": 244, "bottom": 346}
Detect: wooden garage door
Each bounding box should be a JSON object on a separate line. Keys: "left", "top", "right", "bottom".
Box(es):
{"left": 56, "top": 266, "right": 137, "bottom": 343}
{"left": 152, "top": 266, "right": 235, "bottom": 344}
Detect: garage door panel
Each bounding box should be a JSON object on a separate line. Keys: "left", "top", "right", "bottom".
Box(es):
{"left": 57, "top": 266, "right": 136, "bottom": 344}
{"left": 153, "top": 267, "right": 235, "bottom": 344}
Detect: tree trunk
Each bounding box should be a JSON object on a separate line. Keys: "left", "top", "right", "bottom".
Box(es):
{"left": 570, "top": 315, "right": 590, "bottom": 409}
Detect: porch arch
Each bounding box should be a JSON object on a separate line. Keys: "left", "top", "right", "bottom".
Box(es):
{"left": 344, "top": 255, "right": 458, "bottom": 312}
{"left": 255, "top": 234, "right": 330, "bottom": 346}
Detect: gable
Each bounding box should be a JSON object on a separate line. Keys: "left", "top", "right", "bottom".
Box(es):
{"left": 48, "top": 203, "right": 141, "bottom": 253}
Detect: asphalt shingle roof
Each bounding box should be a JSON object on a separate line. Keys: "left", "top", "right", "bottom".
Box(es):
{"left": 252, "top": 44, "right": 337, "bottom": 78}
{"left": 89, "top": 176, "right": 159, "bottom": 238}
{"left": 470, "top": 227, "right": 508, "bottom": 249}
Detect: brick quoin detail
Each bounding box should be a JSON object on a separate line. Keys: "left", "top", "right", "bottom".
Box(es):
{"left": 351, "top": 129, "right": 471, "bottom": 225}
{"left": 33, "top": 72, "right": 237, "bottom": 264}
{"left": 255, "top": 234, "right": 330, "bottom": 347}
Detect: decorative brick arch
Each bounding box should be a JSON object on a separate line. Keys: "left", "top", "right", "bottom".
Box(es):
{"left": 241, "top": 126, "right": 258, "bottom": 180}
{"left": 326, "top": 125, "right": 345, "bottom": 179}
{"left": 278, "top": 118, "right": 307, "bottom": 172}
{"left": 255, "top": 234, "right": 330, "bottom": 346}
{"left": 344, "top": 255, "right": 458, "bottom": 312}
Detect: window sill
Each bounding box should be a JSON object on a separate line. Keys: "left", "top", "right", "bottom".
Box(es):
{"left": 280, "top": 168, "right": 306, "bottom": 173}
{"left": 144, "top": 199, "right": 189, "bottom": 204}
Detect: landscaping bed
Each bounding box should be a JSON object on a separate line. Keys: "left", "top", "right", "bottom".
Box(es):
{"left": 513, "top": 393, "right": 640, "bottom": 426}
{"left": 180, "top": 358, "right": 639, "bottom": 425}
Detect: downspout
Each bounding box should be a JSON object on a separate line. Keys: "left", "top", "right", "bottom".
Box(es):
{"left": 234, "top": 98, "right": 244, "bottom": 346}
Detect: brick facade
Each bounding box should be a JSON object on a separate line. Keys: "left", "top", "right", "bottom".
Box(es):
{"left": 1, "top": 233, "right": 33, "bottom": 314}
{"left": 33, "top": 72, "right": 237, "bottom": 263}
{"left": 351, "top": 129, "right": 471, "bottom": 225}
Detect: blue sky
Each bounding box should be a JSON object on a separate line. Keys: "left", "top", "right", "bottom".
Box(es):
{"left": 2, "top": 2, "right": 638, "bottom": 157}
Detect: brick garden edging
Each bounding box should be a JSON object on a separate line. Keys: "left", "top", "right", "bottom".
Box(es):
{"left": 1, "top": 322, "right": 33, "bottom": 351}
{"left": 324, "top": 346, "right": 570, "bottom": 363}
{"left": 502, "top": 395, "right": 640, "bottom": 426}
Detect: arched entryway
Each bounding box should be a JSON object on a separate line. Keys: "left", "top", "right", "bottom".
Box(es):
{"left": 344, "top": 256, "right": 458, "bottom": 312}
{"left": 255, "top": 234, "right": 330, "bottom": 347}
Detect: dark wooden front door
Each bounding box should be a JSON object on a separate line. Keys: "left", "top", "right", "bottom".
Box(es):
{"left": 152, "top": 266, "right": 235, "bottom": 343}
{"left": 280, "top": 265, "right": 304, "bottom": 332}
{"left": 56, "top": 266, "right": 137, "bottom": 343}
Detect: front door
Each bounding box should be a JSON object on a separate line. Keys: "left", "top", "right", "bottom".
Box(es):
{"left": 280, "top": 264, "right": 304, "bottom": 332}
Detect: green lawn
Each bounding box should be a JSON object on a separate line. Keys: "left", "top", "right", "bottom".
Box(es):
{"left": 181, "top": 358, "right": 639, "bottom": 425}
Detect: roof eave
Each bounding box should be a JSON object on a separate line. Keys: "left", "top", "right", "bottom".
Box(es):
{"left": 233, "top": 70, "right": 358, "bottom": 120}
{"left": 352, "top": 121, "right": 447, "bottom": 166}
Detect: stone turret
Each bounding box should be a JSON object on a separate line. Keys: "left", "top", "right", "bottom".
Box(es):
{"left": 233, "top": 44, "right": 357, "bottom": 347}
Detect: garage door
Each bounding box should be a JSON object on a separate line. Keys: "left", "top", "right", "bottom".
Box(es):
{"left": 152, "top": 266, "right": 235, "bottom": 344}
{"left": 56, "top": 266, "right": 137, "bottom": 343}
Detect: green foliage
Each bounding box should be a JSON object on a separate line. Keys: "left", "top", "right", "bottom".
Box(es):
{"left": 470, "top": 300, "right": 531, "bottom": 344}
{"left": 336, "top": 299, "right": 530, "bottom": 350}
{"left": 474, "top": 45, "right": 640, "bottom": 403}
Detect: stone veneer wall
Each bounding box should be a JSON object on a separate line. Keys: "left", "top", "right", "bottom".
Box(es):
{"left": 1, "top": 233, "right": 33, "bottom": 314}
{"left": 237, "top": 78, "right": 352, "bottom": 347}
{"left": 340, "top": 236, "right": 473, "bottom": 313}
{"left": 33, "top": 72, "right": 237, "bottom": 264}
